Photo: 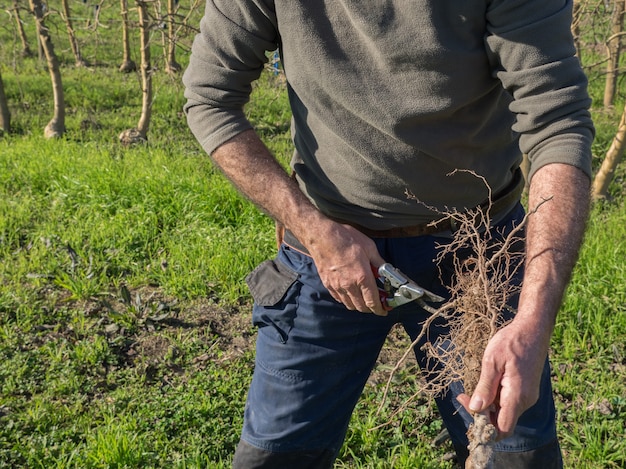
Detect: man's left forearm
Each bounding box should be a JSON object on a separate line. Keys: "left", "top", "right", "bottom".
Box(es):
{"left": 464, "top": 162, "right": 590, "bottom": 436}
{"left": 516, "top": 162, "right": 591, "bottom": 345}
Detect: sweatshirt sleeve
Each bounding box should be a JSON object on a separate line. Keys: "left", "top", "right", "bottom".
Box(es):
{"left": 485, "top": 0, "right": 594, "bottom": 181}
{"left": 182, "top": 0, "right": 278, "bottom": 155}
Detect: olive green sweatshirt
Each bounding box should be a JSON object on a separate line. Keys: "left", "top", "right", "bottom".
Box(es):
{"left": 183, "top": 0, "right": 594, "bottom": 230}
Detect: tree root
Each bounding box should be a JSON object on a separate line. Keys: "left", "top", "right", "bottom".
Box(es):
{"left": 465, "top": 412, "right": 497, "bottom": 469}
{"left": 377, "top": 171, "right": 552, "bottom": 468}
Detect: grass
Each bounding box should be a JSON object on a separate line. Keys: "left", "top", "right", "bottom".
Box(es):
{"left": 551, "top": 201, "right": 626, "bottom": 468}
{"left": 0, "top": 137, "right": 272, "bottom": 302}
{"left": 1, "top": 3, "right": 626, "bottom": 468}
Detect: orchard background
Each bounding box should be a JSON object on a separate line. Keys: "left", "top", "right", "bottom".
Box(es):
{"left": 0, "top": 0, "right": 624, "bottom": 467}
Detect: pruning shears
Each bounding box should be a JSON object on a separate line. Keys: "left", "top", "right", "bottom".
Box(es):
{"left": 374, "top": 263, "right": 445, "bottom": 312}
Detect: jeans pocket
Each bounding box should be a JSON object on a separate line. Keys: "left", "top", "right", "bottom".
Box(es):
{"left": 246, "top": 259, "right": 300, "bottom": 343}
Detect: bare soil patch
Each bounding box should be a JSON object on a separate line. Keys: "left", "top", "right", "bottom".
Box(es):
{"left": 83, "top": 286, "right": 417, "bottom": 383}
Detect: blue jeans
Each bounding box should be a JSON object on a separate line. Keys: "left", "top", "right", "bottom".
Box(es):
{"left": 236, "top": 204, "right": 562, "bottom": 468}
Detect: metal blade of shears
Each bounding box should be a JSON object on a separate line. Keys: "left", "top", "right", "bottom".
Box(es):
{"left": 375, "top": 263, "right": 445, "bottom": 311}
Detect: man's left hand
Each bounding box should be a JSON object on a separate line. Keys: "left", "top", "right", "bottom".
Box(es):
{"left": 456, "top": 318, "right": 550, "bottom": 439}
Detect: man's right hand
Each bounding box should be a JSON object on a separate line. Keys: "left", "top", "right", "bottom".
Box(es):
{"left": 210, "top": 130, "right": 386, "bottom": 315}
{"left": 301, "top": 221, "right": 387, "bottom": 316}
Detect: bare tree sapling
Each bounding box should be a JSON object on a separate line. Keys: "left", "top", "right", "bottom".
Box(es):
{"left": 28, "top": 0, "right": 66, "bottom": 138}
{"left": 119, "top": 0, "right": 137, "bottom": 72}
{"left": 0, "top": 68, "right": 11, "bottom": 134}
{"left": 381, "top": 172, "right": 550, "bottom": 469}
{"left": 119, "top": 0, "right": 152, "bottom": 145}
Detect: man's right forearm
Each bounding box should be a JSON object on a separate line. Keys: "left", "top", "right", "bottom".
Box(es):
{"left": 211, "top": 129, "right": 387, "bottom": 315}
{"left": 210, "top": 129, "right": 328, "bottom": 241}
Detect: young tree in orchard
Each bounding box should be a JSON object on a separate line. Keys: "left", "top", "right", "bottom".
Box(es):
{"left": 163, "top": 0, "right": 181, "bottom": 74}
{"left": 0, "top": 68, "right": 10, "bottom": 134}
{"left": 572, "top": 0, "right": 583, "bottom": 59}
{"left": 160, "top": 0, "right": 201, "bottom": 74}
{"left": 12, "top": 0, "right": 33, "bottom": 58}
{"left": 60, "top": 0, "right": 88, "bottom": 67}
{"left": 119, "top": 0, "right": 152, "bottom": 145}
{"left": 593, "top": 105, "right": 626, "bottom": 199}
{"left": 28, "top": 0, "right": 65, "bottom": 138}
{"left": 119, "top": 0, "right": 137, "bottom": 72}
{"left": 603, "top": 0, "right": 625, "bottom": 108}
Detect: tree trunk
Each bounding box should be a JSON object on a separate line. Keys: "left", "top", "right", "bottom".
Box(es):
{"left": 60, "top": 0, "right": 88, "bottom": 67}
{"left": 592, "top": 104, "right": 626, "bottom": 199}
{"left": 119, "top": 0, "right": 137, "bottom": 72}
{"left": 119, "top": 0, "right": 151, "bottom": 145}
{"left": 0, "top": 68, "right": 11, "bottom": 134}
{"left": 520, "top": 153, "right": 530, "bottom": 196}
{"left": 29, "top": 0, "right": 66, "bottom": 138}
{"left": 572, "top": 0, "right": 583, "bottom": 59}
{"left": 156, "top": 0, "right": 169, "bottom": 71}
{"left": 165, "top": 0, "right": 181, "bottom": 74}
{"left": 12, "top": 0, "right": 33, "bottom": 58}
{"left": 604, "top": 0, "right": 625, "bottom": 108}
{"left": 136, "top": 0, "right": 152, "bottom": 137}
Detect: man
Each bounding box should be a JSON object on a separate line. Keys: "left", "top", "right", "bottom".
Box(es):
{"left": 183, "top": 1, "right": 594, "bottom": 467}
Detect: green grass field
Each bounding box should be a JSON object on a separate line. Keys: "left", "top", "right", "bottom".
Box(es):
{"left": 1, "top": 2, "right": 625, "bottom": 467}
